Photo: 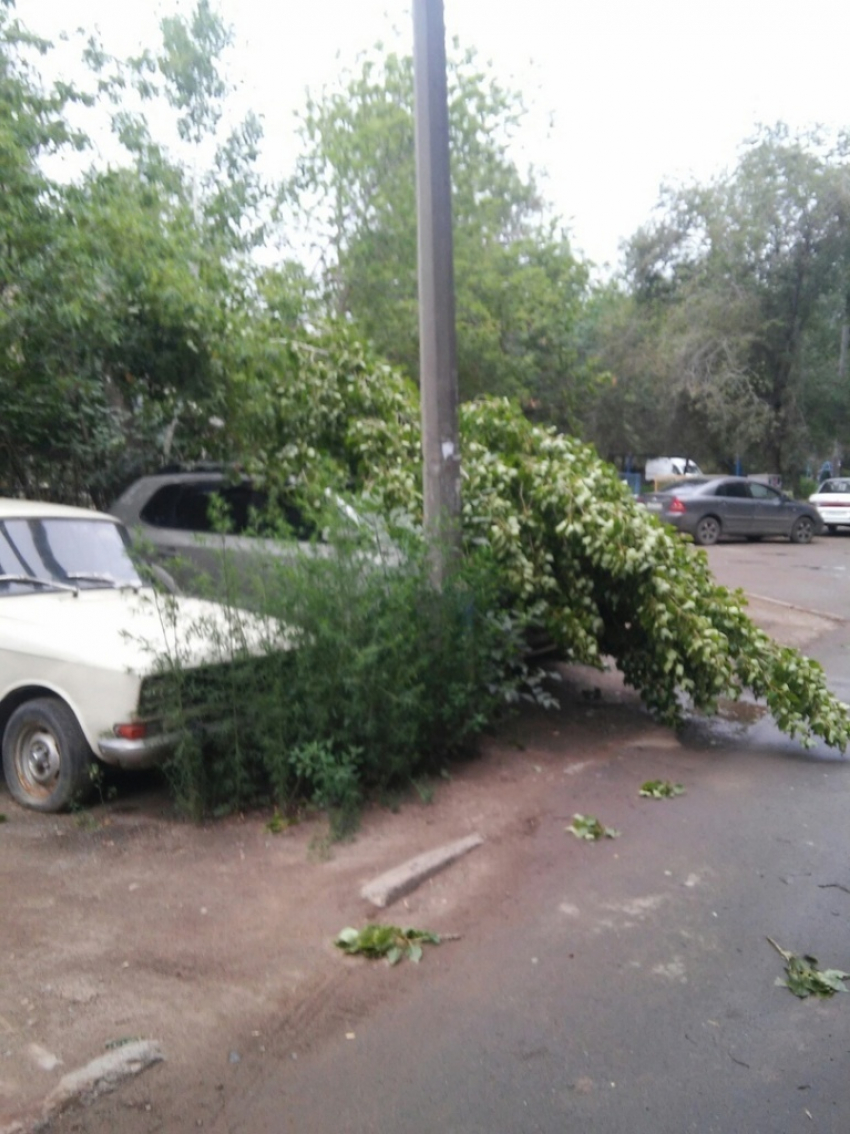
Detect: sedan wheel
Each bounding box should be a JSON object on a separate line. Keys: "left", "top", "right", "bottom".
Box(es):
{"left": 789, "top": 516, "right": 815, "bottom": 545}
{"left": 2, "top": 698, "right": 93, "bottom": 812}
{"left": 694, "top": 515, "right": 721, "bottom": 546}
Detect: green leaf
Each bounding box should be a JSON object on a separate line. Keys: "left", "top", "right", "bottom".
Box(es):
{"left": 566, "top": 813, "right": 620, "bottom": 840}
{"left": 639, "top": 780, "right": 685, "bottom": 799}
{"left": 767, "top": 937, "right": 849, "bottom": 998}
{"left": 334, "top": 923, "right": 443, "bottom": 964}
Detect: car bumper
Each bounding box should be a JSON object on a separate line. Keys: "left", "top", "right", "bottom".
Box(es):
{"left": 816, "top": 507, "right": 850, "bottom": 525}
{"left": 98, "top": 729, "right": 183, "bottom": 770}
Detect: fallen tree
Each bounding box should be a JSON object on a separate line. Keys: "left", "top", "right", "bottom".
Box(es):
{"left": 233, "top": 327, "right": 850, "bottom": 751}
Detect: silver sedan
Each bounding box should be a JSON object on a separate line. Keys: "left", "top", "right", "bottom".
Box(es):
{"left": 639, "top": 477, "right": 823, "bottom": 546}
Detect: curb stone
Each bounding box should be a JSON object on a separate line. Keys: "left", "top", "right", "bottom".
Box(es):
{"left": 0, "top": 1040, "right": 164, "bottom": 1134}
{"left": 361, "top": 833, "right": 484, "bottom": 908}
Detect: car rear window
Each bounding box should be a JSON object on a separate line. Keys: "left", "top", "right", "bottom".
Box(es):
{"left": 659, "top": 479, "right": 709, "bottom": 496}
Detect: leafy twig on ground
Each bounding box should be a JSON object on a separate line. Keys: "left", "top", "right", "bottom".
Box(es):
{"left": 335, "top": 924, "right": 450, "bottom": 965}
{"left": 639, "top": 779, "right": 685, "bottom": 799}
{"left": 566, "top": 814, "right": 620, "bottom": 840}
{"left": 767, "top": 937, "right": 849, "bottom": 998}
{"left": 265, "top": 808, "right": 296, "bottom": 834}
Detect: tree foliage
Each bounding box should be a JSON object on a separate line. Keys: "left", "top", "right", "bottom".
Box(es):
{"left": 227, "top": 326, "right": 850, "bottom": 753}
{"left": 591, "top": 126, "right": 850, "bottom": 477}
{"left": 284, "top": 44, "right": 597, "bottom": 419}
{"left": 0, "top": 1, "right": 300, "bottom": 504}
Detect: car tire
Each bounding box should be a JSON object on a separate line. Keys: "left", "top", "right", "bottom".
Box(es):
{"left": 694, "top": 516, "right": 721, "bottom": 546}
{"left": 2, "top": 698, "right": 94, "bottom": 812}
{"left": 789, "top": 516, "right": 815, "bottom": 545}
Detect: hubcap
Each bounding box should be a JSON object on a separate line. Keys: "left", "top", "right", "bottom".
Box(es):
{"left": 18, "top": 728, "right": 61, "bottom": 793}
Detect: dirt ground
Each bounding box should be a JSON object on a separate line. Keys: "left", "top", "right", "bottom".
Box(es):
{"left": 0, "top": 596, "right": 834, "bottom": 1132}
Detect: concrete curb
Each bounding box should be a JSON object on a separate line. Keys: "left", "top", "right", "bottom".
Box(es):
{"left": 0, "top": 1040, "right": 164, "bottom": 1134}
{"left": 746, "top": 591, "right": 846, "bottom": 624}
{"left": 361, "top": 833, "right": 484, "bottom": 908}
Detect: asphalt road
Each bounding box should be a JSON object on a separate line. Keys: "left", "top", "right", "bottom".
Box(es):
{"left": 703, "top": 530, "right": 850, "bottom": 620}
{"left": 207, "top": 535, "right": 850, "bottom": 1134}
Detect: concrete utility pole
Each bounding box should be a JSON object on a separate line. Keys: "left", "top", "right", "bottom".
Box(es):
{"left": 412, "top": 0, "right": 461, "bottom": 586}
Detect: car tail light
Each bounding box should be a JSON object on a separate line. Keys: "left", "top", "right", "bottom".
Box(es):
{"left": 114, "top": 722, "right": 148, "bottom": 741}
{"left": 668, "top": 497, "right": 686, "bottom": 514}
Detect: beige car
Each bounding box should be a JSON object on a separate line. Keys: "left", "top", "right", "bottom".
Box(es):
{"left": 0, "top": 498, "right": 278, "bottom": 812}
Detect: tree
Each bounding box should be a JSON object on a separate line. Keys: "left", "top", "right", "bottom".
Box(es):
{"left": 0, "top": 1, "right": 300, "bottom": 504}
{"left": 612, "top": 126, "right": 850, "bottom": 477}
{"left": 225, "top": 321, "right": 850, "bottom": 754}
{"left": 284, "top": 44, "right": 596, "bottom": 419}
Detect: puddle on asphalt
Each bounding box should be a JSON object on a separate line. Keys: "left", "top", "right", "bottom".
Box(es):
{"left": 678, "top": 698, "right": 768, "bottom": 749}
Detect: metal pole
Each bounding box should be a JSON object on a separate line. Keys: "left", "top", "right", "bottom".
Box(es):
{"left": 412, "top": 0, "right": 461, "bottom": 586}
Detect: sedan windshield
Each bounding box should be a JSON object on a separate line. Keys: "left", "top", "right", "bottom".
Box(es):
{"left": 0, "top": 518, "right": 143, "bottom": 595}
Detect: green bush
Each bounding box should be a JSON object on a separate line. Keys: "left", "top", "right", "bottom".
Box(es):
{"left": 797, "top": 475, "right": 818, "bottom": 500}
{"left": 156, "top": 532, "right": 544, "bottom": 819}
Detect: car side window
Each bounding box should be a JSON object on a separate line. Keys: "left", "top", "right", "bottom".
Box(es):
{"left": 140, "top": 485, "right": 183, "bottom": 528}
{"left": 715, "top": 482, "right": 750, "bottom": 499}
{"left": 748, "top": 483, "right": 780, "bottom": 502}
{"left": 140, "top": 484, "right": 232, "bottom": 533}
{"left": 139, "top": 481, "right": 318, "bottom": 540}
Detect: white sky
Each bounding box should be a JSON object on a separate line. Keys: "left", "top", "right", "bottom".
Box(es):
{"left": 19, "top": 0, "right": 850, "bottom": 273}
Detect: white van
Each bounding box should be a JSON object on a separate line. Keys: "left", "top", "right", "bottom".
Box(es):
{"left": 645, "top": 457, "right": 703, "bottom": 481}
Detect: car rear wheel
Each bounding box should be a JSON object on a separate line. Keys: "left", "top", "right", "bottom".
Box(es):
{"left": 693, "top": 515, "right": 721, "bottom": 546}
{"left": 2, "top": 698, "right": 94, "bottom": 812}
{"left": 789, "top": 516, "right": 815, "bottom": 545}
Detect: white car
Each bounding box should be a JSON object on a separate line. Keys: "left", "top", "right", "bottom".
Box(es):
{"left": 808, "top": 477, "right": 850, "bottom": 533}
{"left": 0, "top": 498, "right": 278, "bottom": 812}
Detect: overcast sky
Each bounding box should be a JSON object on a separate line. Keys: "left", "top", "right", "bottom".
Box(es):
{"left": 21, "top": 0, "right": 850, "bottom": 272}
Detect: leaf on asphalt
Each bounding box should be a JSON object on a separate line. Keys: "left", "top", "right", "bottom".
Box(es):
{"left": 767, "top": 937, "right": 849, "bottom": 998}
{"left": 0, "top": 813, "right": 7, "bottom": 823}
{"left": 566, "top": 813, "right": 620, "bottom": 840}
{"left": 334, "top": 924, "right": 442, "bottom": 964}
{"left": 639, "top": 780, "right": 685, "bottom": 799}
